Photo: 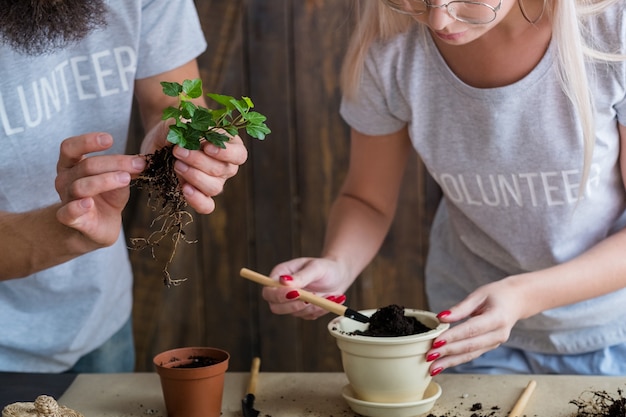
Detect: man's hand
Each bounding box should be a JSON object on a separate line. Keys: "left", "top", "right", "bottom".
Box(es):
{"left": 55, "top": 132, "right": 146, "bottom": 247}
{"left": 141, "top": 120, "right": 248, "bottom": 214}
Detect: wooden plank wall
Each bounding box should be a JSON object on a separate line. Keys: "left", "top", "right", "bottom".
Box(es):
{"left": 123, "top": 0, "right": 441, "bottom": 373}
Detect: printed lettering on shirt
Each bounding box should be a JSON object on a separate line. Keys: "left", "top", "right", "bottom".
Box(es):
{"left": 0, "top": 46, "right": 137, "bottom": 136}
{"left": 432, "top": 164, "right": 601, "bottom": 208}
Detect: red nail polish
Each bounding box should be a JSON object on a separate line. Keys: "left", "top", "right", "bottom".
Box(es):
{"left": 432, "top": 340, "right": 447, "bottom": 348}
{"left": 437, "top": 310, "right": 451, "bottom": 319}
{"left": 430, "top": 367, "right": 443, "bottom": 376}
{"left": 286, "top": 290, "right": 299, "bottom": 300}
{"left": 426, "top": 352, "right": 440, "bottom": 362}
{"left": 326, "top": 295, "right": 337, "bottom": 302}
{"left": 334, "top": 294, "right": 347, "bottom": 304}
{"left": 280, "top": 275, "right": 293, "bottom": 281}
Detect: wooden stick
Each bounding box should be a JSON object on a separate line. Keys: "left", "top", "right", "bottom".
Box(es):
{"left": 508, "top": 380, "right": 537, "bottom": 417}
{"left": 246, "top": 357, "right": 261, "bottom": 396}
{"left": 240, "top": 268, "right": 349, "bottom": 317}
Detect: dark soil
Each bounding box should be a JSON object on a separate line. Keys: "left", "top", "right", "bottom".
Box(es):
{"left": 171, "top": 355, "right": 222, "bottom": 369}
{"left": 571, "top": 389, "right": 626, "bottom": 417}
{"left": 130, "top": 146, "right": 196, "bottom": 287}
{"left": 354, "top": 304, "right": 432, "bottom": 337}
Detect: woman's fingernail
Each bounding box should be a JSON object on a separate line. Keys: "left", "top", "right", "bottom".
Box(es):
{"left": 437, "top": 310, "right": 451, "bottom": 319}
{"left": 432, "top": 340, "right": 447, "bottom": 348}
{"left": 326, "top": 295, "right": 337, "bottom": 302}
{"left": 334, "top": 294, "right": 347, "bottom": 304}
{"left": 280, "top": 275, "right": 293, "bottom": 281}
{"left": 286, "top": 290, "right": 299, "bottom": 300}
{"left": 426, "top": 352, "right": 440, "bottom": 362}
{"left": 430, "top": 367, "right": 444, "bottom": 376}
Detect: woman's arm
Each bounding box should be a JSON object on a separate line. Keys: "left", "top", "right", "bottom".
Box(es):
{"left": 262, "top": 126, "right": 414, "bottom": 318}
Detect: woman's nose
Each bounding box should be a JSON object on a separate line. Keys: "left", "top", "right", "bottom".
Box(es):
{"left": 428, "top": 6, "right": 455, "bottom": 30}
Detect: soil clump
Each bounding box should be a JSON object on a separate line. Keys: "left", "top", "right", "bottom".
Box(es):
{"left": 355, "top": 304, "right": 431, "bottom": 337}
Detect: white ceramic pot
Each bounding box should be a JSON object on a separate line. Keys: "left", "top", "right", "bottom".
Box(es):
{"left": 328, "top": 308, "right": 449, "bottom": 404}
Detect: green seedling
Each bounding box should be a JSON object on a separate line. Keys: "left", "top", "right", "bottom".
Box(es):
{"left": 160, "top": 78, "right": 270, "bottom": 150}
{"left": 131, "top": 78, "right": 270, "bottom": 287}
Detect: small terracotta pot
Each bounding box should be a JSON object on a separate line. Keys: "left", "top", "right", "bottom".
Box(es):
{"left": 153, "top": 347, "right": 230, "bottom": 417}
{"left": 328, "top": 309, "right": 449, "bottom": 404}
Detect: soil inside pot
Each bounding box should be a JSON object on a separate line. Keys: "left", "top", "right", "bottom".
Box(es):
{"left": 171, "top": 355, "right": 222, "bottom": 369}
{"left": 354, "top": 304, "right": 432, "bottom": 337}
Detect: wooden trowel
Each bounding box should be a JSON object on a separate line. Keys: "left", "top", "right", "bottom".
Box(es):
{"left": 241, "top": 356, "right": 261, "bottom": 417}
{"left": 240, "top": 268, "right": 370, "bottom": 323}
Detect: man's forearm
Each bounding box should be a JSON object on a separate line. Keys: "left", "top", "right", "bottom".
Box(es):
{"left": 0, "top": 204, "right": 90, "bottom": 280}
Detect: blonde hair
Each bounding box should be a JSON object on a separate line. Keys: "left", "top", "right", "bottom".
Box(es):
{"left": 341, "top": 0, "right": 625, "bottom": 192}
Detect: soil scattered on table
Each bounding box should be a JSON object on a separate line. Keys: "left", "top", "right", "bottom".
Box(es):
{"left": 571, "top": 388, "right": 626, "bottom": 417}
{"left": 426, "top": 401, "right": 500, "bottom": 417}
{"left": 354, "top": 304, "right": 432, "bottom": 337}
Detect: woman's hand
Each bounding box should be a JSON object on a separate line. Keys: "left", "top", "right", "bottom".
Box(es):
{"left": 262, "top": 257, "right": 355, "bottom": 320}
{"left": 425, "top": 277, "right": 530, "bottom": 375}
{"left": 141, "top": 120, "right": 248, "bottom": 214}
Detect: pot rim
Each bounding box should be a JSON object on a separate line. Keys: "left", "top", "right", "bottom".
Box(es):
{"left": 327, "top": 308, "right": 449, "bottom": 344}
{"left": 153, "top": 346, "right": 230, "bottom": 370}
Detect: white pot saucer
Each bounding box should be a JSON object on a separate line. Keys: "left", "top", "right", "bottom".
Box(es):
{"left": 341, "top": 381, "right": 442, "bottom": 417}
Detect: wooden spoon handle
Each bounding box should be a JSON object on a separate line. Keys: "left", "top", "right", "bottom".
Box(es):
{"left": 246, "top": 356, "right": 261, "bottom": 395}
{"left": 508, "top": 380, "right": 537, "bottom": 417}
{"left": 240, "top": 268, "right": 349, "bottom": 317}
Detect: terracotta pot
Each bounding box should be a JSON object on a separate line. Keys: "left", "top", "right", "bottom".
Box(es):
{"left": 328, "top": 309, "right": 449, "bottom": 404}
{"left": 153, "top": 347, "right": 230, "bottom": 417}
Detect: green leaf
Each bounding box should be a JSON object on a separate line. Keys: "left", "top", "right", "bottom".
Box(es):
{"left": 166, "top": 125, "right": 187, "bottom": 146}
{"left": 246, "top": 124, "right": 270, "bottom": 140}
{"left": 204, "top": 131, "right": 230, "bottom": 149}
{"left": 161, "top": 78, "right": 269, "bottom": 150}
{"left": 161, "top": 81, "right": 183, "bottom": 97}
{"left": 161, "top": 106, "right": 180, "bottom": 121}
{"left": 189, "top": 108, "right": 214, "bottom": 131}
{"left": 180, "top": 101, "right": 197, "bottom": 120}
{"left": 243, "top": 111, "right": 267, "bottom": 125}
{"left": 230, "top": 98, "right": 251, "bottom": 116}
{"left": 206, "top": 93, "right": 236, "bottom": 110}
{"left": 182, "top": 79, "right": 203, "bottom": 99}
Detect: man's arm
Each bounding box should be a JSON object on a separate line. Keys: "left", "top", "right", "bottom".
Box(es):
{"left": 0, "top": 132, "right": 146, "bottom": 280}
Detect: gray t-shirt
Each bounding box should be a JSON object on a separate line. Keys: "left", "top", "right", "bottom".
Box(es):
{"left": 340, "top": 4, "right": 626, "bottom": 354}
{"left": 0, "top": 0, "right": 206, "bottom": 371}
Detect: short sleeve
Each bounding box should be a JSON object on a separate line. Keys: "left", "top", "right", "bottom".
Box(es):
{"left": 135, "top": 0, "right": 207, "bottom": 79}
{"left": 340, "top": 45, "right": 407, "bottom": 136}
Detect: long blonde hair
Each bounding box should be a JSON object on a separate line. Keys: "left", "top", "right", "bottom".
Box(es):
{"left": 341, "top": 0, "right": 624, "bottom": 192}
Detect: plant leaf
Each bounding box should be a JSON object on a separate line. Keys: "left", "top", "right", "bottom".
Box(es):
{"left": 182, "top": 79, "right": 203, "bottom": 99}
{"left": 161, "top": 79, "right": 269, "bottom": 150}
{"left": 206, "top": 93, "right": 236, "bottom": 110}
{"left": 246, "top": 124, "right": 270, "bottom": 140}
{"left": 161, "top": 81, "right": 182, "bottom": 97}
{"left": 161, "top": 106, "right": 180, "bottom": 121}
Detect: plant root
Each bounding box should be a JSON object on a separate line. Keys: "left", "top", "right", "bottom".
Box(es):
{"left": 130, "top": 146, "right": 197, "bottom": 287}
{"left": 570, "top": 388, "right": 626, "bottom": 417}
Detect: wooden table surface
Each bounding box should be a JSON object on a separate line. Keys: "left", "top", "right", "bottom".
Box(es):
{"left": 45, "top": 372, "right": 626, "bottom": 416}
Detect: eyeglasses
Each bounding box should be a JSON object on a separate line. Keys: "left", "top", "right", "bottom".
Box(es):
{"left": 382, "top": 0, "right": 502, "bottom": 24}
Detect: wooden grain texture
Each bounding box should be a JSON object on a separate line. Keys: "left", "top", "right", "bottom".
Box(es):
{"left": 124, "top": 0, "right": 441, "bottom": 373}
